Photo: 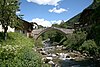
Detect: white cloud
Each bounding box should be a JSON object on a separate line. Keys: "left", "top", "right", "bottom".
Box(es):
{"left": 16, "top": 11, "right": 20, "bottom": 14}
{"left": 48, "top": 7, "right": 67, "bottom": 13}
{"left": 51, "top": 20, "right": 62, "bottom": 24}
{"left": 27, "top": 0, "right": 61, "bottom": 6}
{"left": 31, "top": 18, "right": 52, "bottom": 27}
{"left": 31, "top": 18, "right": 63, "bottom": 27}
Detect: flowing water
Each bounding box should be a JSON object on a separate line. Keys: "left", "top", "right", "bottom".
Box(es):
{"left": 36, "top": 39, "right": 99, "bottom": 67}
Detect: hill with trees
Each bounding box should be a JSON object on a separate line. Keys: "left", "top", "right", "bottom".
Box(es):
{"left": 50, "top": 0, "right": 100, "bottom": 59}
{"left": 62, "top": 0, "right": 100, "bottom": 58}
{"left": 54, "top": 0, "right": 100, "bottom": 29}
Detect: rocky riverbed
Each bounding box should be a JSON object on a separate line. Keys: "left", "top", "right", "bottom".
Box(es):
{"left": 34, "top": 39, "right": 100, "bottom": 67}
{"left": 34, "top": 45, "right": 97, "bottom": 67}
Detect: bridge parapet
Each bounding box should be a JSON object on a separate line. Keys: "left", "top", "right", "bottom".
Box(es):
{"left": 32, "top": 27, "right": 74, "bottom": 40}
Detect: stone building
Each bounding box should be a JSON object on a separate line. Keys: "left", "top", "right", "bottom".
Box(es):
{"left": 15, "top": 17, "right": 38, "bottom": 38}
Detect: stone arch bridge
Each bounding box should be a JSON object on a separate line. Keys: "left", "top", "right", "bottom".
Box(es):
{"left": 32, "top": 27, "right": 74, "bottom": 40}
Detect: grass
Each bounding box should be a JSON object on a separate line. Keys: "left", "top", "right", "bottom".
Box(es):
{"left": 0, "top": 32, "right": 34, "bottom": 47}
{"left": 0, "top": 32, "right": 44, "bottom": 67}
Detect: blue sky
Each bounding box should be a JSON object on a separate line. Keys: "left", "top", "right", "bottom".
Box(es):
{"left": 17, "top": 0, "right": 93, "bottom": 27}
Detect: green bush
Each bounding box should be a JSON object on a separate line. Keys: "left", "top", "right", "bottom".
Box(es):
{"left": 63, "top": 31, "right": 87, "bottom": 50}
{"left": 35, "top": 36, "right": 43, "bottom": 47}
{"left": 0, "top": 45, "right": 42, "bottom": 67}
{"left": 79, "top": 40, "right": 98, "bottom": 56}
{"left": 42, "top": 30, "right": 64, "bottom": 43}
{"left": 0, "top": 32, "right": 43, "bottom": 67}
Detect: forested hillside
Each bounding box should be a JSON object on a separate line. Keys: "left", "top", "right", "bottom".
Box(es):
{"left": 51, "top": 0, "right": 100, "bottom": 57}
{"left": 57, "top": 0, "right": 100, "bottom": 28}
{"left": 63, "top": 0, "right": 100, "bottom": 57}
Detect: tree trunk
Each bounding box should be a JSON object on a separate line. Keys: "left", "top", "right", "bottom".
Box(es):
{"left": 4, "top": 26, "right": 8, "bottom": 40}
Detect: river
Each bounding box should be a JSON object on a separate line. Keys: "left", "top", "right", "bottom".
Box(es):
{"left": 36, "top": 39, "right": 99, "bottom": 67}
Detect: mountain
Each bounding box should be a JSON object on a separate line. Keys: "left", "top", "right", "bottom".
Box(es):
{"left": 65, "top": 0, "right": 100, "bottom": 28}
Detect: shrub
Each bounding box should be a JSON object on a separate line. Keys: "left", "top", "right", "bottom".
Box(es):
{"left": 63, "top": 31, "right": 87, "bottom": 50}
{"left": 0, "top": 32, "right": 43, "bottom": 67}
{"left": 79, "top": 40, "right": 98, "bottom": 56}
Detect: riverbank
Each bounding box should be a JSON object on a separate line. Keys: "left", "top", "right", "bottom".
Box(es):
{"left": 35, "top": 45, "right": 100, "bottom": 67}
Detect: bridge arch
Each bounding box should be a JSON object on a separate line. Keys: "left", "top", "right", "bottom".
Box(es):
{"left": 34, "top": 27, "right": 74, "bottom": 40}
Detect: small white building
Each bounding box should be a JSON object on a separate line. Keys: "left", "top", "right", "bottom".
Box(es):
{"left": 0, "top": 25, "right": 15, "bottom": 32}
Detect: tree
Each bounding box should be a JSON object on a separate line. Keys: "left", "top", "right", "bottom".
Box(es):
{"left": 79, "top": 40, "right": 98, "bottom": 56}
{"left": 42, "top": 30, "right": 64, "bottom": 44}
{"left": 59, "top": 20, "right": 66, "bottom": 28}
{"left": 0, "top": 0, "right": 20, "bottom": 40}
{"left": 52, "top": 23, "right": 59, "bottom": 27}
{"left": 52, "top": 20, "right": 68, "bottom": 28}
{"left": 63, "top": 31, "right": 87, "bottom": 50}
